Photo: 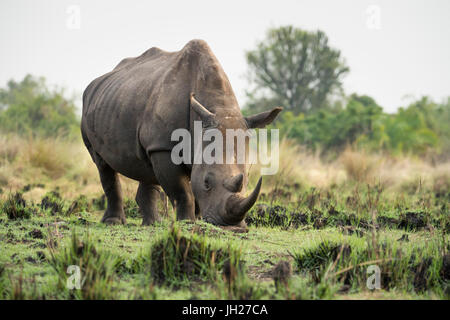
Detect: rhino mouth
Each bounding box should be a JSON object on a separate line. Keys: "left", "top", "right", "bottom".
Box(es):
{"left": 202, "top": 214, "right": 226, "bottom": 226}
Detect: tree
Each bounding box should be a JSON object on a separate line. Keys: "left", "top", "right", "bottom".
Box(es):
{"left": 244, "top": 26, "right": 349, "bottom": 115}
{"left": 0, "top": 75, "right": 79, "bottom": 138}
{"left": 277, "top": 94, "right": 384, "bottom": 152}
{"left": 276, "top": 93, "right": 447, "bottom": 157}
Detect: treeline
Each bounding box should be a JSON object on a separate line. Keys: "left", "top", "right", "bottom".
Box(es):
{"left": 276, "top": 94, "right": 450, "bottom": 158}
{"left": 0, "top": 75, "right": 79, "bottom": 139}
{"left": 243, "top": 26, "right": 450, "bottom": 158}
{"left": 1, "top": 26, "right": 449, "bottom": 160}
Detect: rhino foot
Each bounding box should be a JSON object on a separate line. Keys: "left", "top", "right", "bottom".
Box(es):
{"left": 101, "top": 215, "right": 126, "bottom": 225}
{"left": 141, "top": 215, "right": 162, "bottom": 226}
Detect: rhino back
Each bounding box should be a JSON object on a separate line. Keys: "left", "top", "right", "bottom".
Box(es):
{"left": 81, "top": 40, "right": 241, "bottom": 179}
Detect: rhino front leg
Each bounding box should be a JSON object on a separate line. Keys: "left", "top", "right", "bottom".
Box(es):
{"left": 95, "top": 156, "right": 126, "bottom": 225}
{"left": 136, "top": 182, "right": 162, "bottom": 225}
{"left": 150, "top": 152, "right": 195, "bottom": 221}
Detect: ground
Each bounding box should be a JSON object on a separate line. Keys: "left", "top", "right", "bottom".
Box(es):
{"left": 0, "top": 136, "right": 449, "bottom": 299}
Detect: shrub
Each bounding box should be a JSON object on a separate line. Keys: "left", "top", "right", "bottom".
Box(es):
{"left": 40, "top": 190, "right": 65, "bottom": 215}
{"left": 0, "top": 75, "right": 79, "bottom": 139}
{"left": 148, "top": 224, "right": 242, "bottom": 286}
{"left": 49, "top": 232, "right": 120, "bottom": 299}
{"left": 1, "top": 192, "right": 35, "bottom": 220}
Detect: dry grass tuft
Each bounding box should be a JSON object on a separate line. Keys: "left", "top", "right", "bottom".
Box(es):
{"left": 339, "top": 147, "right": 381, "bottom": 183}
{"left": 22, "top": 137, "right": 75, "bottom": 179}
{"left": 0, "top": 135, "right": 21, "bottom": 164}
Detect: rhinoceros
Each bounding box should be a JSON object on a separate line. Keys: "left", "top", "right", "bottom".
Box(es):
{"left": 81, "top": 39, "right": 282, "bottom": 226}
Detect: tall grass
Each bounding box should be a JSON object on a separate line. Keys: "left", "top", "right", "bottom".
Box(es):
{"left": 49, "top": 231, "right": 121, "bottom": 299}
{"left": 1, "top": 132, "right": 448, "bottom": 206}
{"left": 147, "top": 223, "right": 243, "bottom": 286}
{"left": 0, "top": 133, "right": 100, "bottom": 199}
{"left": 248, "top": 137, "right": 450, "bottom": 194}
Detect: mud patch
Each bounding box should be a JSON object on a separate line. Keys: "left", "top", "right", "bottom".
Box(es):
{"left": 246, "top": 204, "right": 307, "bottom": 229}
{"left": 413, "top": 257, "right": 432, "bottom": 292}
{"left": 28, "top": 229, "right": 44, "bottom": 239}
{"left": 272, "top": 260, "right": 292, "bottom": 288}
{"left": 398, "top": 212, "right": 427, "bottom": 231}
{"left": 40, "top": 191, "right": 64, "bottom": 215}
{"left": 2, "top": 192, "right": 35, "bottom": 220}
{"left": 22, "top": 183, "right": 45, "bottom": 192}
{"left": 442, "top": 253, "right": 450, "bottom": 281}
{"left": 377, "top": 212, "right": 427, "bottom": 231}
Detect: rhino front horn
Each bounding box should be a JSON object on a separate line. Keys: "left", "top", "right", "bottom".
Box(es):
{"left": 225, "top": 177, "right": 262, "bottom": 224}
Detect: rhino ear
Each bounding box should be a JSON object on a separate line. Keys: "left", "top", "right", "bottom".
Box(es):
{"left": 190, "top": 93, "right": 217, "bottom": 127}
{"left": 245, "top": 107, "right": 283, "bottom": 129}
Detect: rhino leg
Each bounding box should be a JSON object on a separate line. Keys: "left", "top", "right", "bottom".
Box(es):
{"left": 81, "top": 129, "right": 126, "bottom": 225}
{"left": 95, "top": 158, "right": 126, "bottom": 225}
{"left": 136, "top": 182, "right": 161, "bottom": 226}
{"left": 195, "top": 199, "right": 201, "bottom": 218}
{"left": 150, "top": 152, "right": 195, "bottom": 221}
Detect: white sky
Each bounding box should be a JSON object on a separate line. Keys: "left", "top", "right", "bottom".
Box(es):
{"left": 0, "top": 0, "right": 449, "bottom": 113}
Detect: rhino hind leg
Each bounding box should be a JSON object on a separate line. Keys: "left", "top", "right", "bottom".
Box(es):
{"left": 94, "top": 157, "right": 126, "bottom": 225}
{"left": 150, "top": 152, "right": 195, "bottom": 221}
{"left": 136, "top": 182, "right": 162, "bottom": 225}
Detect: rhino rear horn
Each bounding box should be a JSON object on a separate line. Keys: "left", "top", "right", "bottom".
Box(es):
{"left": 190, "top": 93, "right": 217, "bottom": 126}
{"left": 223, "top": 173, "right": 244, "bottom": 193}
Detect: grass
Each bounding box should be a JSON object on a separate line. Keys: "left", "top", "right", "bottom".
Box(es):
{"left": 291, "top": 238, "right": 448, "bottom": 295}
{"left": 0, "top": 133, "right": 449, "bottom": 299}
{"left": 2, "top": 192, "right": 35, "bottom": 220}
{"left": 48, "top": 231, "right": 120, "bottom": 299}
{"left": 147, "top": 223, "right": 242, "bottom": 286}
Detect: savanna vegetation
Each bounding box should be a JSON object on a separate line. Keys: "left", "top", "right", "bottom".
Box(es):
{"left": 0, "top": 26, "right": 448, "bottom": 300}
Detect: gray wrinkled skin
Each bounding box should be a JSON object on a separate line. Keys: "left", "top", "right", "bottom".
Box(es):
{"left": 81, "top": 39, "right": 282, "bottom": 226}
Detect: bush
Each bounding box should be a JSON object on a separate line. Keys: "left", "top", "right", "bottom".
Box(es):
{"left": 0, "top": 75, "right": 79, "bottom": 139}
{"left": 273, "top": 94, "right": 448, "bottom": 157}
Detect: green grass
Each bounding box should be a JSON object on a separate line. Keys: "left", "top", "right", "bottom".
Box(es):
{"left": 0, "top": 178, "right": 448, "bottom": 300}
{"left": 147, "top": 223, "right": 243, "bottom": 286}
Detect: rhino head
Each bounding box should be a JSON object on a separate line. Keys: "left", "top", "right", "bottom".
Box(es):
{"left": 189, "top": 94, "right": 282, "bottom": 226}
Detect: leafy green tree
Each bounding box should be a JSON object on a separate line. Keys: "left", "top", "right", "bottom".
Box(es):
{"left": 245, "top": 26, "right": 349, "bottom": 114}
{"left": 278, "top": 94, "right": 384, "bottom": 152}
{"left": 382, "top": 97, "right": 440, "bottom": 155}
{"left": 0, "top": 75, "right": 79, "bottom": 138}
{"left": 277, "top": 94, "right": 447, "bottom": 157}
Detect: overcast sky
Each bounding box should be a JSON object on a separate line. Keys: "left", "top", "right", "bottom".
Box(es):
{"left": 1, "top": 0, "right": 449, "bottom": 113}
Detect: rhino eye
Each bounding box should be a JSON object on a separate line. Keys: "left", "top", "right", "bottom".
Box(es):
{"left": 204, "top": 172, "right": 214, "bottom": 191}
